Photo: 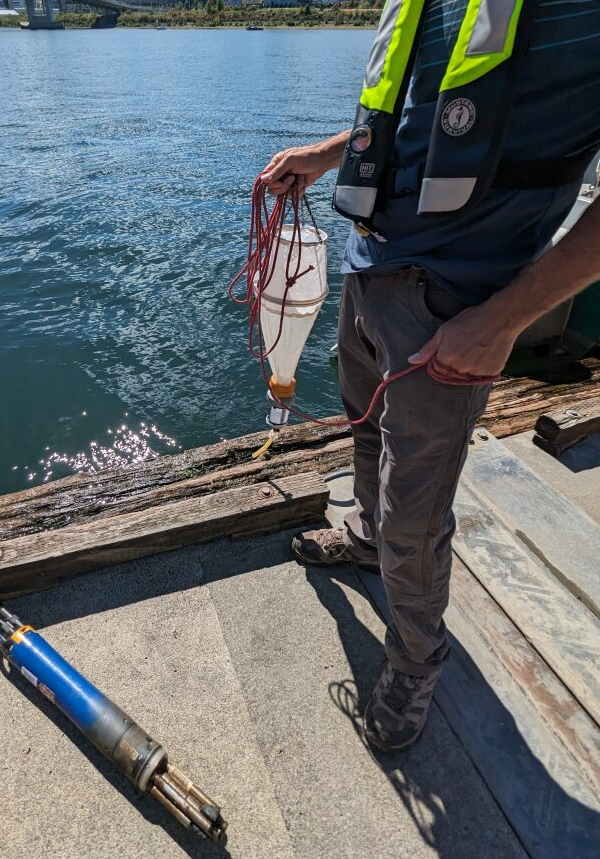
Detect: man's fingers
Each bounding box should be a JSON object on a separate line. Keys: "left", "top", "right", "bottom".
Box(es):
{"left": 281, "top": 174, "right": 297, "bottom": 193}
{"left": 408, "top": 333, "right": 439, "bottom": 365}
{"left": 261, "top": 152, "right": 294, "bottom": 185}
{"left": 264, "top": 176, "right": 290, "bottom": 195}
{"left": 265, "top": 173, "right": 298, "bottom": 197}
{"left": 292, "top": 175, "right": 307, "bottom": 196}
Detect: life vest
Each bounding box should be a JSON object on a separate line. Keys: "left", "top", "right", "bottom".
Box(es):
{"left": 333, "top": 0, "right": 588, "bottom": 239}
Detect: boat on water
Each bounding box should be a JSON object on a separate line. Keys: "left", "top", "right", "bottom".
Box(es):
{"left": 19, "top": 20, "right": 64, "bottom": 29}
{"left": 246, "top": 24, "right": 264, "bottom": 30}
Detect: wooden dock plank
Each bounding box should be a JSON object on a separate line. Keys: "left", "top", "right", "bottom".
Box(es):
{"left": 463, "top": 432, "right": 600, "bottom": 620}
{"left": 0, "top": 472, "right": 329, "bottom": 599}
{"left": 450, "top": 556, "right": 600, "bottom": 800}
{"left": 0, "top": 427, "right": 352, "bottom": 540}
{"left": 454, "top": 477, "right": 600, "bottom": 728}
{"left": 482, "top": 356, "right": 600, "bottom": 439}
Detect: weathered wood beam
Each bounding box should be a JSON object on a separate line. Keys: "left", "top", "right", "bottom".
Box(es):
{"left": 1, "top": 358, "right": 599, "bottom": 542}
{"left": 0, "top": 473, "right": 329, "bottom": 599}
{"left": 0, "top": 428, "right": 352, "bottom": 540}
{"left": 483, "top": 356, "right": 600, "bottom": 439}
{"left": 533, "top": 394, "right": 600, "bottom": 455}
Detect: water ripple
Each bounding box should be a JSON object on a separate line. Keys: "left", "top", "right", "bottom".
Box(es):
{"left": 0, "top": 28, "right": 374, "bottom": 494}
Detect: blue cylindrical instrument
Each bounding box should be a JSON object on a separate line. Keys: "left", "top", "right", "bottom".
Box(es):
{"left": 0, "top": 605, "right": 226, "bottom": 841}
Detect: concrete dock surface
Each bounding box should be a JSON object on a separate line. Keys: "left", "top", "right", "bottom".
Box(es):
{"left": 0, "top": 529, "right": 528, "bottom": 859}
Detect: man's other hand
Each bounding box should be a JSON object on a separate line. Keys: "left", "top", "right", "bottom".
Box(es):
{"left": 408, "top": 305, "right": 521, "bottom": 379}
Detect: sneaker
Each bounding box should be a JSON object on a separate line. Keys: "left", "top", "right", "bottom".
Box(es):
{"left": 291, "top": 527, "right": 379, "bottom": 572}
{"left": 364, "top": 660, "right": 443, "bottom": 752}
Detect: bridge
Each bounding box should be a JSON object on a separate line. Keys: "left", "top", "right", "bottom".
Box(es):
{"left": 21, "top": 0, "right": 163, "bottom": 29}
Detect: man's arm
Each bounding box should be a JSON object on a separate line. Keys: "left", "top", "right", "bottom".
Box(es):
{"left": 261, "top": 130, "right": 351, "bottom": 196}
{"left": 409, "top": 195, "right": 600, "bottom": 377}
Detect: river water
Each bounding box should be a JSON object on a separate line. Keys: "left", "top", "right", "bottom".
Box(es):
{"left": 0, "top": 27, "right": 375, "bottom": 495}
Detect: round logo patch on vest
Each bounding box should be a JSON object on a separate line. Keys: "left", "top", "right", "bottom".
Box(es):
{"left": 441, "top": 98, "right": 476, "bottom": 136}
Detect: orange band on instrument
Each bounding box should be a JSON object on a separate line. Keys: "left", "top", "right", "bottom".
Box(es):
{"left": 10, "top": 625, "right": 35, "bottom": 644}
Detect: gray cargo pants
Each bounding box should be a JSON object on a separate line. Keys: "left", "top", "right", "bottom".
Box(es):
{"left": 338, "top": 268, "right": 491, "bottom": 676}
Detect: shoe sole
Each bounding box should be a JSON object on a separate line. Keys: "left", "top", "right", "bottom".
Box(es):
{"left": 292, "top": 542, "right": 380, "bottom": 574}
{"left": 363, "top": 712, "right": 426, "bottom": 753}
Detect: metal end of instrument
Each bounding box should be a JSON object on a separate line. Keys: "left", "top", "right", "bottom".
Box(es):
{"left": 0, "top": 606, "right": 23, "bottom": 655}
{"left": 149, "top": 763, "right": 227, "bottom": 842}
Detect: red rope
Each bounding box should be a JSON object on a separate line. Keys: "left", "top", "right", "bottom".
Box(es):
{"left": 229, "top": 177, "right": 499, "bottom": 429}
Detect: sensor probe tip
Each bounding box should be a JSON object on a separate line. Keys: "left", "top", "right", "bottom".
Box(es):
{"left": 151, "top": 764, "right": 228, "bottom": 841}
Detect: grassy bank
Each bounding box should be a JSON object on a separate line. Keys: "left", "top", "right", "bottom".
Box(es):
{"left": 0, "top": 5, "right": 382, "bottom": 30}
{"left": 0, "top": 16, "right": 26, "bottom": 26}
{"left": 117, "top": 5, "right": 382, "bottom": 28}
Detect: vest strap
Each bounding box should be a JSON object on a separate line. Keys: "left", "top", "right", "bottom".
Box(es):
{"left": 387, "top": 150, "right": 593, "bottom": 199}
{"left": 492, "top": 152, "right": 596, "bottom": 189}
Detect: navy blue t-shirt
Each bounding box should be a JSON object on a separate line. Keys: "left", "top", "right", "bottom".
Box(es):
{"left": 342, "top": 0, "right": 600, "bottom": 305}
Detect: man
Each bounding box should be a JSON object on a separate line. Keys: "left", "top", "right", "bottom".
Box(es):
{"left": 261, "top": 0, "right": 600, "bottom": 752}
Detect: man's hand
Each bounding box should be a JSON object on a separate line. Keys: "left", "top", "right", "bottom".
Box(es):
{"left": 408, "top": 305, "right": 520, "bottom": 379}
{"left": 261, "top": 146, "right": 331, "bottom": 196}
{"left": 410, "top": 193, "right": 600, "bottom": 379}
{"left": 260, "top": 130, "right": 351, "bottom": 196}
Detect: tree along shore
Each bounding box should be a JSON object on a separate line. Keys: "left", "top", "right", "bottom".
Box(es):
{"left": 0, "top": 4, "right": 382, "bottom": 29}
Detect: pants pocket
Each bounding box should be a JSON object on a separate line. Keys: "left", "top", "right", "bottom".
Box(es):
{"left": 415, "top": 279, "right": 469, "bottom": 327}
{"left": 365, "top": 273, "right": 398, "bottom": 311}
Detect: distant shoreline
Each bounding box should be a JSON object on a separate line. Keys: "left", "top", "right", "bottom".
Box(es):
{"left": 1, "top": 23, "right": 379, "bottom": 30}
{"left": 1, "top": 6, "right": 382, "bottom": 30}
{"left": 120, "top": 24, "right": 377, "bottom": 29}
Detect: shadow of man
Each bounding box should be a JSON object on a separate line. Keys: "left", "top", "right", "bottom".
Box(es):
{"left": 305, "top": 564, "right": 600, "bottom": 859}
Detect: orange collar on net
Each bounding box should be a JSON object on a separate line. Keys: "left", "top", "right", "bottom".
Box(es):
{"left": 269, "top": 375, "right": 296, "bottom": 399}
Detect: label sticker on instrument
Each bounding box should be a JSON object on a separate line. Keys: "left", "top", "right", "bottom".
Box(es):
{"left": 358, "top": 162, "right": 375, "bottom": 178}
{"left": 120, "top": 739, "right": 139, "bottom": 761}
{"left": 21, "top": 666, "right": 38, "bottom": 687}
{"left": 38, "top": 683, "right": 56, "bottom": 704}
{"left": 441, "top": 98, "right": 476, "bottom": 136}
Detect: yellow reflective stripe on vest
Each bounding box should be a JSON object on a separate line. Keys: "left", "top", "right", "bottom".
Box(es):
{"left": 440, "top": 0, "right": 526, "bottom": 92}
{"left": 360, "top": 0, "right": 427, "bottom": 114}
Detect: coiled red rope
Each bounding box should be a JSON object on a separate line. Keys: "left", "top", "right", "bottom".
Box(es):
{"left": 229, "top": 176, "right": 499, "bottom": 429}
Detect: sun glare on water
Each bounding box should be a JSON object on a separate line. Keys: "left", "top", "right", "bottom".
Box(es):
{"left": 18, "top": 421, "right": 180, "bottom": 484}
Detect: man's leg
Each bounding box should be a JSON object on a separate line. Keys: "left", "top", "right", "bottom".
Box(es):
{"left": 337, "top": 273, "right": 386, "bottom": 566}
{"left": 357, "top": 271, "right": 491, "bottom": 749}
{"left": 292, "top": 273, "right": 382, "bottom": 570}
{"left": 376, "top": 277, "right": 490, "bottom": 674}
